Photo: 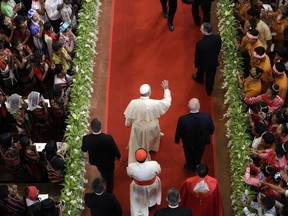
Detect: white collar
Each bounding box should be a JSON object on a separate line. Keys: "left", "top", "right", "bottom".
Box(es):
{"left": 92, "top": 130, "right": 101, "bottom": 135}
{"left": 95, "top": 191, "right": 104, "bottom": 195}
{"left": 168, "top": 204, "right": 179, "bottom": 208}
{"left": 140, "top": 96, "right": 149, "bottom": 99}
{"left": 190, "top": 110, "right": 199, "bottom": 113}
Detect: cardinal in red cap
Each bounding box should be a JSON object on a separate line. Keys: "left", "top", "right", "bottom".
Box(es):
{"left": 127, "top": 148, "right": 162, "bottom": 216}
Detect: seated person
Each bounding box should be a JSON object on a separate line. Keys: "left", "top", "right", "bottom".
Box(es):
{"left": 0, "top": 184, "right": 26, "bottom": 215}
{"left": 40, "top": 197, "right": 64, "bottom": 216}
{"left": 43, "top": 140, "right": 66, "bottom": 183}
{"left": 19, "top": 136, "right": 43, "bottom": 182}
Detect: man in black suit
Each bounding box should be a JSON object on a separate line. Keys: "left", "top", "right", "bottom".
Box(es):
{"left": 160, "top": 0, "right": 177, "bottom": 31}
{"left": 192, "top": 23, "right": 222, "bottom": 96}
{"left": 82, "top": 118, "right": 121, "bottom": 193}
{"left": 191, "top": 0, "right": 212, "bottom": 25}
{"left": 84, "top": 177, "right": 122, "bottom": 216}
{"left": 174, "top": 98, "right": 214, "bottom": 172}
{"left": 154, "top": 188, "right": 193, "bottom": 216}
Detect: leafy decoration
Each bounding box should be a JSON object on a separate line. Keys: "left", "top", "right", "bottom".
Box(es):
{"left": 59, "top": 0, "right": 101, "bottom": 215}
{"left": 217, "top": 0, "right": 255, "bottom": 215}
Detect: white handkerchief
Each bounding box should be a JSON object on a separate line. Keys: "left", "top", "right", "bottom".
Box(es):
{"left": 193, "top": 180, "right": 209, "bottom": 193}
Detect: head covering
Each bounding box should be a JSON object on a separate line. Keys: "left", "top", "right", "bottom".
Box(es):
{"left": 7, "top": 94, "right": 22, "bottom": 114}
{"left": 253, "top": 51, "right": 265, "bottom": 59}
{"left": 27, "top": 91, "right": 42, "bottom": 111}
{"left": 273, "top": 63, "right": 285, "bottom": 75}
{"left": 188, "top": 98, "right": 200, "bottom": 112}
{"left": 26, "top": 186, "right": 39, "bottom": 200}
{"left": 59, "top": 22, "right": 70, "bottom": 32}
{"left": 27, "top": 9, "right": 36, "bottom": 19}
{"left": 139, "top": 84, "right": 150, "bottom": 95}
{"left": 246, "top": 31, "right": 259, "bottom": 40}
{"left": 135, "top": 148, "right": 147, "bottom": 162}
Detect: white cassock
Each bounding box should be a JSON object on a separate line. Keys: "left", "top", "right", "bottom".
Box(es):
{"left": 127, "top": 160, "right": 161, "bottom": 216}
{"left": 124, "top": 89, "right": 171, "bottom": 164}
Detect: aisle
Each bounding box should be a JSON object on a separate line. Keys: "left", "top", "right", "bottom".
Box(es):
{"left": 106, "top": 0, "right": 215, "bottom": 215}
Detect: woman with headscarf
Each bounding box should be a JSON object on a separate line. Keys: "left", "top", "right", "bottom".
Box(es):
{"left": 11, "top": 38, "right": 37, "bottom": 95}
{"left": 0, "top": 133, "right": 29, "bottom": 182}
{"left": 0, "top": 41, "right": 20, "bottom": 95}
{"left": 27, "top": 91, "right": 51, "bottom": 131}
{"left": 7, "top": 93, "right": 32, "bottom": 136}
{"left": 33, "top": 49, "right": 55, "bottom": 96}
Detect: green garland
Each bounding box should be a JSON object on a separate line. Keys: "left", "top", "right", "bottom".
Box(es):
{"left": 217, "top": 1, "right": 256, "bottom": 215}
{"left": 59, "top": 0, "right": 101, "bottom": 215}
{"left": 56, "top": 0, "right": 256, "bottom": 214}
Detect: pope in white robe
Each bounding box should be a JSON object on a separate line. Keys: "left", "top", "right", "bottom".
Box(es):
{"left": 124, "top": 80, "right": 172, "bottom": 164}
{"left": 127, "top": 148, "right": 162, "bottom": 216}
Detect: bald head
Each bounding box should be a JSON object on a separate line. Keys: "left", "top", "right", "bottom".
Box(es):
{"left": 188, "top": 98, "right": 200, "bottom": 112}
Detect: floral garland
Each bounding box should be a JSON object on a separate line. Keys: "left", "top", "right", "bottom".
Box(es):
{"left": 217, "top": 0, "right": 256, "bottom": 215}
{"left": 59, "top": 0, "right": 101, "bottom": 215}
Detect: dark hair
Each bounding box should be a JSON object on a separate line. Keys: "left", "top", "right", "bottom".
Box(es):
{"left": 254, "top": 122, "right": 267, "bottom": 134}
{"left": 261, "top": 196, "right": 275, "bottom": 210}
{"left": 11, "top": 38, "right": 22, "bottom": 48}
{"left": 247, "top": 7, "right": 261, "bottom": 19}
{"left": 202, "top": 22, "right": 212, "bottom": 34}
{"left": 14, "top": 15, "right": 25, "bottom": 27}
{"left": 275, "top": 112, "right": 285, "bottom": 124}
{"left": 91, "top": 178, "right": 104, "bottom": 193}
{"left": 0, "top": 133, "right": 12, "bottom": 148}
{"left": 40, "top": 198, "right": 57, "bottom": 216}
{"left": 0, "top": 185, "right": 9, "bottom": 201}
{"left": 275, "top": 61, "right": 285, "bottom": 73}
{"left": 248, "top": 17, "right": 257, "bottom": 29}
{"left": 261, "top": 163, "right": 273, "bottom": 177}
{"left": 260, "top": 102, "right": 268, "bottom": 113}
{"left": 281, "top": 204, "right": 288, "bottom": 215}
{"left": 44, "top": 22, "right": 53, "bottom": 31}
{"left": 196, "top": 163, "right": 208, "bottom": 178}
{"left": 254, "top": 46, "right": 266, "bottom": 56}
{"left": 54, "top": 64, "right": 63, "bottom": 75}
{"left": 271, "top": 84, "right": 280, "bottom": 96}
{"left": 19, "top": 136, "right": 31, "bottom": 149}
{"left": 274, "top": 142, "right": 287, "bottom": 157}
{"left": 91, "top": 118, "right": 101, "bottom": 133}
{"left": 52, "top": 41, "right": 63, "bottom": 52}
{"left": 51, "top": 85, "right": 63, "bottom": 98}
{"left": 262, "top": 133, "right": 274, "bottom": 145}
{"left": 248, "top": 28, "right": 259, "bottom": 37}
{"left": 44, "top": 140, "right": 57, "bottom": 162}
{"left": 166, "top": 188, "right": 180, "bottom": 206}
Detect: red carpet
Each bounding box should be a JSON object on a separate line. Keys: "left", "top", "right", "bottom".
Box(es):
{"left": 106, "top": 0, "right": 215, "bottom": 215}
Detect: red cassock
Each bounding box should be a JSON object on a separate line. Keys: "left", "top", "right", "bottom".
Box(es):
{"left": 179, "top": 175, "right": 224, "bottom": 216}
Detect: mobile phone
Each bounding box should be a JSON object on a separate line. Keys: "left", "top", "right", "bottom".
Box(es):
{"left": 259, "top": 172, "right": 264, "bottom": 181}
{"left": 242, "top": 193, "right": 247, "bottom": 202}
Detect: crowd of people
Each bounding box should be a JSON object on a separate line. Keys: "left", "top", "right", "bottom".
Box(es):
{"left": 0, "top": 0, "right": 80, "bottom": 214}
{"left": 234, "top": 0, "right": 288, "bottom": 215}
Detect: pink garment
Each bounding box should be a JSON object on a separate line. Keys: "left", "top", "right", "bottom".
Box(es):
{"left": 245, "top": 166, "right": 262, "bottom": 187}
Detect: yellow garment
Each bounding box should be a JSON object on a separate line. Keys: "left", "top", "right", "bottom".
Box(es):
{"left": 274, "top": 73, "right": 288, "bottom": 101}
{"left": 258, "top": 55, "right": 272, "bottom": 92}
{"left": 52, "top": 48, "right": 71, "bottom": 70}
{"left": 243, "top": 76, "right": 262, "bottom": 98}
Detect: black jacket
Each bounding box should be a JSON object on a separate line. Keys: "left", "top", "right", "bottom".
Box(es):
{"left": 174, "top": 112, "right": 214, "bottom": 147}
{"left": 194, "top": 34, "right": 222, "bottom": 69}
{"left": 154, "top": 206, "right": 193, "bottom": 216}
{"left": 81, "top": 133, "right": 121, "bottom": 171}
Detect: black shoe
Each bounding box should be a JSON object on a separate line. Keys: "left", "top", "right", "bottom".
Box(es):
{"left": 184, "top": 164, "right": 195, "bottom": 173}
{"left": 192, "top": 73, "right": 203, "bottom": 84}
{"left": 162, "top": 11, "right": 168, "bottom": 18}
{"left": 168, "top": 23, "right": 174, "bottom": 31}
